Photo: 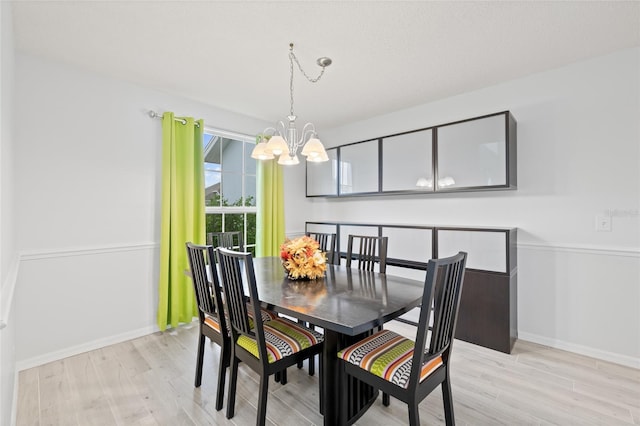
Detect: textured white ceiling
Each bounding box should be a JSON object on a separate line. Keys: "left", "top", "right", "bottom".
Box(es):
{"left": 11, "top": 0, "right": 640, "bottom": 129}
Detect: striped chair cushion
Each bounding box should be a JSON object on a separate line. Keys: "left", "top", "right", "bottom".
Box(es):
{"left": 237, "top": 317, "right": 324, "bottom": 363}
{"left": 204, "top": 305, "right": 277, "bottom": 334}
{"left": 338, "top": 330, "right": 443, "bottom": 389}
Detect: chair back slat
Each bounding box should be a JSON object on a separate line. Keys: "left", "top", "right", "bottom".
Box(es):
{"left": 306, "top": 232, "right": 337, "bottom": 264}
{"left": 217, "top": 249, "right": 252, "bottom": 337}
{"left": 208, "top": 231, "right": 245, "bottom": 252}
{"left": 411, "top": 252, "right": 467, "bottom": 385}
{"left": 185, "top": 243, "right": 226, "bottom": 331}
{"left": 346, "top": 235, "right": 388, "bottom": 273}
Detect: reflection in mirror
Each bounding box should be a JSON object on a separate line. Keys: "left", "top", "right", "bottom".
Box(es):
{"left": 339, "top": 141, "right": 379, "bottom": 194}
{"left": 382, "top": 129, "right": 433, "bottom": 191}
{"left": 437, "top": 114, "right": 506, "bottom": 189}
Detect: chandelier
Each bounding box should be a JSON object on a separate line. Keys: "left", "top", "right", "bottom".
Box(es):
{"left": 251, "top": 43, "right": 332, "bottom": 165}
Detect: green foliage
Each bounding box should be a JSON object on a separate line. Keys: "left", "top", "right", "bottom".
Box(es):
{"left": 205, "top": 194, "right": 256, "bottom": 254}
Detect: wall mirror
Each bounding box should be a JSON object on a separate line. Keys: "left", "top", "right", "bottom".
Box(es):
{"left": 382, "top": 129, "right": 433, "bottom": 192}
{"left": 437, "top": 114, "right": 507, "bottom": 189}
{"left": 306, "top": 148, "right": 338, "bottom": 196}
{"left": 339, "top": 140, "right": 379, "bottom": 195}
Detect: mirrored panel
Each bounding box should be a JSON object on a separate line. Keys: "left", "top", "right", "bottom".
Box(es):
{"left": 437, "top": 229, "right": 507, "bottom": 273}
{"left": 305, "top": 223, "right": 338, "bottom": 235}
{"left": 339, "top": 141, "right": 379, "bottom": 194}
{"left": 382, "top": 227, "right": 433, "bottom": 263}
{"left": 382, "top": 130, "right": 433, "bottom": 191}
{"left": 437, "top": 113, "right": 507, "bottom": 189}
{"left": 306, "top": 148, "right": 338, "bottom": 196}
{"left": 339, "top": 225, "right": 379, "bottom": 253}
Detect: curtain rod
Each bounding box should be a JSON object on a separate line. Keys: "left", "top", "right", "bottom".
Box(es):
{"left": 148, "top": 110, "right": 200, "bottom": 127}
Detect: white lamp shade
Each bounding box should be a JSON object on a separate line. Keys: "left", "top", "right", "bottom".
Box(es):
{"left": 266, "top": 135, "right": 288, "bottom": 156}
{"left": 306, "top": 150, "right": 329, "bottom": 162}
{"left": 301, "top": 138, "right": 327, "bottom": 157}
{"left": 277, "top": 154, "right": 300, "bottom": 165}
{"left": 251, "top": 142, "right": 274, "bottom": 160}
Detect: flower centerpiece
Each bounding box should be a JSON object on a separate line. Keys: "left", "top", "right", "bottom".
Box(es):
{"left": 280, "top": 236, "right": 327, "bottom": 280}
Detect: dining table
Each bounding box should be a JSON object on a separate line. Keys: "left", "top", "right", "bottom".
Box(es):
{"left": 251, "top": 257, "right": 425, "bottom": 426}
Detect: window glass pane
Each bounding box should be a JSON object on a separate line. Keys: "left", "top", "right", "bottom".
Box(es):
{"left": 225, "top": 214, "right": 244, "bottom": 234}
{"left": 221, "top": 138, "right": 244, "bottom": 173}
{"left": 205, "top": 171, "right": 221, "bottom": 207}
{"left": 203, "top": 129, "right": 257, "bottom": 252}
{"left": 245, "top": 175, "right": 256, "bottom": 206}
{"left": 245, "top": 141, "right": 257, "bottom": 175}
{"left": 221, "top": 172, "right": 243, "bottom": 206}
{"left": 206, "top": 214, "right": 223, "bottom": 234}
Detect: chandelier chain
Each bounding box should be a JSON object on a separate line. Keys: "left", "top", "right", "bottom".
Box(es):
{"left": 288, "top": 46, "right": 327, "bottom": 117}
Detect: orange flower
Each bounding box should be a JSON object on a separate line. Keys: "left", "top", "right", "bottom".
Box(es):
{"left": 280, "top": 236, "right": 327, "bottom": 280}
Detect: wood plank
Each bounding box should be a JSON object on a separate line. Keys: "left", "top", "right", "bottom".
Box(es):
{"left": 16, "top": 324, "right": 640, "bottom": 426}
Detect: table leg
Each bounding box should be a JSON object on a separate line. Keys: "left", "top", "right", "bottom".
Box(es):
{"left": 322, "top": 329, "right": 379, "bottom": 426}
{"left": 322, "top": 329, "right": 340, "bottom": 425}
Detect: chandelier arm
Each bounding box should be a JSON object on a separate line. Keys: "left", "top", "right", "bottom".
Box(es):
{"left": 300, "top": 122, "right": 317, "bottom": 144}
{"left": 260, "top": 127, "right": 278, "bottom": 138}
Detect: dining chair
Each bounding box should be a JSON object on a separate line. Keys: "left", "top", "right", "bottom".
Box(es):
{"left": 185, "top": 242, "right": 278, "bottom": 411}
{"left": 346, "top": 234, "right": 388, "bottom": 273}
{"left": 337, "top": 251, "right": 467, "bottom": 426}
{"left": 306, "top": 231, "right": 337, "bottom": 264}
{"left": 296, "top": 231, "right": 336, "bottom": 375}
{"left": 207, "top": 231, "right": 244, "bottom": 252}
{"left": 216, "top": 247, "right": 325, "bottom": 426}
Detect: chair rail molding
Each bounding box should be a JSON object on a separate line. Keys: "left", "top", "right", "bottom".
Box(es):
{"left": 20, "top": 242, "right": 159, "bottom": 261}
{"left": 0, "top": 254, "right": 20, "bottom": 330}
{"left": 517, "top": 242, "right": 639, "bottom": 258}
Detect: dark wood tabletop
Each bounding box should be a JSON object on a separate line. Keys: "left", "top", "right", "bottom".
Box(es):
{"left": 253, "top": 257, "right": 424, "bottom": 334}
{"left": 251, "top": 257, "right": 425, "bottom": 425}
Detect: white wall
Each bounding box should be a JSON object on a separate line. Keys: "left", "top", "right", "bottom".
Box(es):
{"left": 12, "top": 53, "right": 271, "bottom": 368}
{"left": 0, "top": 1, "right": 17, "bottom": 424}
{"left": 286, "top": 48, "right": 640, "bottom": 367}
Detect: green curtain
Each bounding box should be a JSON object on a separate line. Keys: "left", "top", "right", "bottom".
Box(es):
{"left": 157, "top": 112, "right": 205, "bottom": 330}
{"left": 256, "top": 159, "right": 285, "bottom": 257}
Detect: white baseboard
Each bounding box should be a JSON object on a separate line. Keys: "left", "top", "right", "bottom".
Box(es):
{"left": 16, "top": 324, "right": 160, "bottom": 371}
{"left": 518, "top": 331, "right": 640, "bottom": 370}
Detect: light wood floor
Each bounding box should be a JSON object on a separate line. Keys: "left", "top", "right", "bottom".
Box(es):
{"left": 16, "top": 320, "right": 640, "bottom": 425}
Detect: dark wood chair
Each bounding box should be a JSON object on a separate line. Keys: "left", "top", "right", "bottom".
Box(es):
{"left": 337, "top": 251, "right": 468, "bottom": 426}
{"left": 306, "top": 231, "right": 337, "bottom": 264}
{"left": 216, "top": 247, "right": 325, "bottom": 426}
{"left": 185, "top": 242, "right": 277, "bottom": 411}
{"left": 346, "top": 234, "right": 388, "bottom": 273}
{"left": 296, "top": 231, "right": 336, "bottom": 375}
{"left": 185, "top": 243, "right": 230, "bottom": 411}
{"left": 207, "top": 231, "right": 244, "bottom": 252}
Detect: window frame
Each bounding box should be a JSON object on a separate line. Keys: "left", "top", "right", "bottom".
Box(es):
{"left": 203, "top": 127, "right": 257, "bottom": 253}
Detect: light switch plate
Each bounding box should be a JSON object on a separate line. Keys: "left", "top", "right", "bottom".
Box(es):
{"left": 596, "top": 215, "right": 612, "bottom": 232}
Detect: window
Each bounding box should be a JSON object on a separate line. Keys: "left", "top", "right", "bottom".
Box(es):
{"left": 203, "top": 129, "right": 257, "bottom": 254}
